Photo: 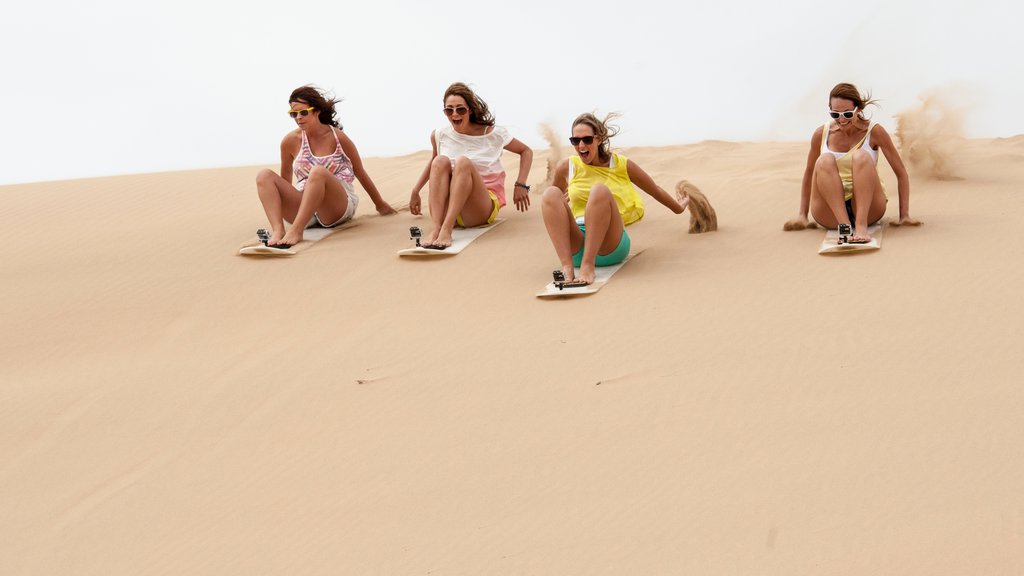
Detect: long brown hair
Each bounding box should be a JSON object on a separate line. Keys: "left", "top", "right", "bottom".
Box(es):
{"left": 443, "top": 82, "right": 495, "bottom": 127}
{"left": 829, "top": 83, "right": 878, "bottom": 119}
{"left": 572, "top": 112, "right": 620, "bottom": 164}
{"left": 289, "top": 85, "right": 342, "bottom": 129}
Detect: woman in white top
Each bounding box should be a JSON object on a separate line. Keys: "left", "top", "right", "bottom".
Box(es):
{"left": 785, "top": 83, "right": 919, "bottom": 242}
{"left": 409, "top": 82, "right": 533, "bottom": 248}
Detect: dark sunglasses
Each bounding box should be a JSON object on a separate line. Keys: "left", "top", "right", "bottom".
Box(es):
{"left": 288, "top": 107, "right": 315, "bottom": 118}
{"left": 569, "top": 136, "right": 596, "bottom": 146}
{"left": 443, "top": 106, "right": 469, "bottom": 117}
{"left": 829, "top": 109, "right": 857, "bottom": 119}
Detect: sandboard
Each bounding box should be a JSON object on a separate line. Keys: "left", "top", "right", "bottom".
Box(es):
{"left": 536, "top": 252, "right": 641, "bottom": 298}
{"left": 818, "top": 222, "right": 884, "bottom": 255}
{"left": 238, "top": 220, "right": 358, "bottom": 256}
{"left": 397, "top": 219, "right": 505, "bottom": 257}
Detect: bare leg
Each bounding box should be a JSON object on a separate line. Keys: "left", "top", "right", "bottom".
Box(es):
{"left": 281, "top": 166, "right": 350, "bottom": 246}
{"left": 578, "top": 184, "right": 624, "bottom": 285}
{"left": 256, "top": 168, "right": 302, "bottom": 245}
{"left": 424, "top": 155, "right": 453, "bottom": 246}
{"left": 809, "top": 155, "right": 850, "bottom": 229}
{"left": 849, "top": 150, "right": 888, "bottom": 242}
{"left": 541, "top": 186, "right": 584, "bottom": 281}
{"left": 434, "top": 157, "right": 494, "bottom": 248}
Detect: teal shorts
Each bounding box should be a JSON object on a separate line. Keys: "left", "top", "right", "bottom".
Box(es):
{"left": 572, "top": 224, "right": 630, "bottom": 267}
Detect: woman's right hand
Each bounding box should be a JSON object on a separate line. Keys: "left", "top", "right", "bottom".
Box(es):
{"left": 409, "top": 192, "right": 422, "bottom": 215}
{"left": 783, "top": 215, "right": 813, "bottom": 231}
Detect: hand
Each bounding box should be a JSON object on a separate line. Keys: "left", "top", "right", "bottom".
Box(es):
{"left": 783, "top": 215, "right": 812, "bottom": 231}
{"left": 892, "top": 214, "right": 922, "bottom": 227}
{"left": 409, "top": 192, "right": 421, "bottom": 216}
{"left": 513, "top": 188, "right": 530, "bottom": 212}
{"left": 675, "top": 189, "right": 690, "bottom": 213}
{"left": 376, "top": 202, "right": 398, "bottom": 216}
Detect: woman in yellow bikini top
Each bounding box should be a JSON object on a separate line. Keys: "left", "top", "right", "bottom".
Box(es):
{"left": 820, "top": 119, "right": 880, "bottom": 202}
{"left": 785, "top": 83, "right": 920, "bottom": 243}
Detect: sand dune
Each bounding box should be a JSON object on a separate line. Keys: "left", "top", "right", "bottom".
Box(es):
{"left": 2, "top": 137, "right": 1023, "bottom": 574}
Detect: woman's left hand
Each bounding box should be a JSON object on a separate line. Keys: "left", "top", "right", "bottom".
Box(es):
{"left": 675, "top": 189, "right": 690, "bottom": 213}
{"left": 893, "top": 214, "right": 922, "bottom": 226}
{"left": 513, "top": 188, "right": 530, "bottom": 212}
{"left": 376, "top": 202, "right": 398, "bottom": 216}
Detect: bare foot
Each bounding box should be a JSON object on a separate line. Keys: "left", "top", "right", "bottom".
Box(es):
{"left": 559, "top": 264, "right": 576, "bottom": 282}
{"left": 421, "top": 230, "right": 440, "bottom": 247}
{"left": 432, "top": 228, "right": 454, "bottom": 248}
{"left": 279, "top": 229, "right": 304, "bottom": 246}
{"left": 851, "top": 228, "right": 873, "bottom": 243}
{"left": 577, "top": 264, "right": 596, "bottom": 285}
{"left": 268, "top": 227, "right": 287, "bottom": 245}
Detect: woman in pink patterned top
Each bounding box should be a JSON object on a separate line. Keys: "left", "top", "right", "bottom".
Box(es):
{"left": 255, "top": 85, "right": 396, "bottom": 248}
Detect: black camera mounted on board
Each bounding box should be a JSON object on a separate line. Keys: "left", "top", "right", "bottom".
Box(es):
{"left": 551, "top": 270, "right": 589, "bottom": 290}
{"left": 837, "top": 223, "right": 852, "bottom": 245}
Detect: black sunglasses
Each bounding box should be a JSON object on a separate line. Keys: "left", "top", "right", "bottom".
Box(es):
{"left": 569, "top": 136, "right": 596, "bottom": 146}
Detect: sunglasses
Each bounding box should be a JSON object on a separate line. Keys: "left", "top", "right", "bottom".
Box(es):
{"left": 288, "top": 107, "right": 315, "bottom": 118}
{"left": 569, "top": 136, "right": 596, "bottom": 146}
{"left": 443, "top": 106, "right": 469, "bottom": 117}
{"left": 829, "top": 109, "right": 857, "bottom": 119}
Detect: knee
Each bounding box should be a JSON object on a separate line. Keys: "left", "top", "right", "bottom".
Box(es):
{"left": 541, "top": 186, "right": 566, "bottom": 208}
{"left": 452, "top": 156, "right": 475, "bottom": 175}
{"left": 307, "top": 165, "right": 331, "bottom": 183}
{"left": 851, "top": 149, "right": 872, "bottom": 169}
{"left": 430, "top": 155, "right": 452, "bottom": 174}
{"left": 814, "top": 154, "right": 838, "bottom": 174}
{"left": 255, "top": 168, "right": 277, "bottom": 186}
{"left": 587, "top": 184, "right": 613, "bottom": 204}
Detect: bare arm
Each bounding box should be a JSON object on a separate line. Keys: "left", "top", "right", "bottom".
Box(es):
{"left": 409, "top": 132, "right": 438, "bottom": 216}
{"left": 626, "top": 159, "right": 686, "bottom": 213}
{"left": 338, "top": 129, "right": 396, "bottom": 215}
{"left": 872, "top": 124, "right": 918, "bottom": 225}
{"left": 504, "top": 138, "right": 533, "bottom": 211}
{"left": 782, "top": 127, "right": 823, "bottom": 230}
{"left": 551, "top": 158, "right": 570, "bottom": 194}
{"left": 279, "top": 132, "right": 299, "bottom": 183}
{"left": 800, "top": 127, "right": 824, "bottom": 218}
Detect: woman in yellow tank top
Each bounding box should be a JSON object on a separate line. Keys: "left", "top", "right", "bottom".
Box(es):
{"left": 785, "top": 83, "right": 920, "bottom": 242}
{"left": 541, "top": 113, "right": 690, "bottom": 285}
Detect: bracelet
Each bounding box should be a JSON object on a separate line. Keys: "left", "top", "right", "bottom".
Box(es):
{"left": 514, "top": 182, "right": 530, "bottom": 191}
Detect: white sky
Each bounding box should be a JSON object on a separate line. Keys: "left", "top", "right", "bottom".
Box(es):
{"left": 1, "top": 0, "right": 1021, "bottom": 185}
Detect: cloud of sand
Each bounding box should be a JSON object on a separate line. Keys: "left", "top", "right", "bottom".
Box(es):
{"left": 535, "top": 122, "right": 565, "bottom": 190}
{"left": 676, "top": 180, "right": 718, "bottom": 234}
{"left": 895, "top": 89, "right": 970, "bottom": 180}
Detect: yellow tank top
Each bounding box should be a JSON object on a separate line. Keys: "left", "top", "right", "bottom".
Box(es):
{"left": 567, "top": 153, "right": 644, "bottom": 225}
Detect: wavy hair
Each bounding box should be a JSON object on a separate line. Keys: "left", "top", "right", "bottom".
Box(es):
{"left": 289, "top": 85, "right": 342, "bottom": 129}
{"left": 829, "top": 83, "right": 879, "bottom": 119}
{"left": 443, "top": 82, "right": 495, "bottom": 127}
{"left": 572, "top": 112, "right": 621, "bottom": 164}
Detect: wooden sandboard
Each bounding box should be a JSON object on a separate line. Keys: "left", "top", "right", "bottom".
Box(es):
{"left": 536, "top": 253, "right": 641, "bottom": 298}
{"left": 239, "top": 220, "right": 358, "bottom": 256}
{"left": 818, "top": 222, "right": 884, "bottom": 254}
{"left": 398, "top": 219, "right": 505, "bottom": 257}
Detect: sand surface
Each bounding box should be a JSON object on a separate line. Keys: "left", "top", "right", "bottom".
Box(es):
{"left": 2, "top": 137, "right": 1023, "bottom": 574}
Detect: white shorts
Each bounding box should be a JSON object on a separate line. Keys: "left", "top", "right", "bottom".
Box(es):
{"left": 310, "top": 187, "right": 358, "bottom": 228}
{"left": 292, "top": 180, "right": 359, "bottom": 228}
